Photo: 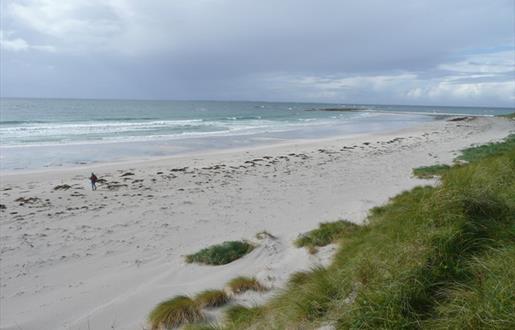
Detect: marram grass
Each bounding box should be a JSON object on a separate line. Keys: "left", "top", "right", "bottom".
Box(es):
{"left": 226, "top": 276, "right": 266, "bottom": 294}
{"left": 295, "top": 220, "right": 359, "bottom": 250}
{"left": 183, "top": 322, "right": 222, "bottom": 330}
{"left": 224, "top": 305, "right": 263, "bottom": 327}
{"left": 413, "top": 164, "right": 451, "bottom": 178}
{"left": 148, "top": 296, "right": 203, "bottom": 330}
{"left": 457, "top": 133, "right": 514, "bottom": 163}
{"left": 194, "top": 289, "right": 230, "bottom": 308}
{"left": 185, "top": 241, "right": 254, "bottom": 265}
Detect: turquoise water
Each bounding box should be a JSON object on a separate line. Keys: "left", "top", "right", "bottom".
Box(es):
{"left": 0, "top": 98, "right": 512, "bottom": 170}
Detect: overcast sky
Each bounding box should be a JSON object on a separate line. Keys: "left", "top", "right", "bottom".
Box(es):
{"left": 1, "top": 0, "right": 514, "bottom": 107}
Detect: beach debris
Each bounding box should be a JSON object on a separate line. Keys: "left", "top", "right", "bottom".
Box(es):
{"left": 256, "top": 230, "right": 277, "bottom": 240}
{"left": 448, "top": 116, "right": 476, "bottom": 122}
{"left": 105, "top": 181, "right": 128, "bottom": 190}
{"left": 53, "top": 184, "right": 72, "bottom": 191}
{"left": 120, "top": 172, "right": 135, "bottom": 177}
{"left": 170, "top": 167, "right": 188, "bottom": 172}
{"left": 306, "top": 107, "right": 362, "bottom": 112}
{"left": 0, "top": 204, "right": 6, "bottom": 210}
{"left": 15, "top": 197, "right": 41, "bottom": 204}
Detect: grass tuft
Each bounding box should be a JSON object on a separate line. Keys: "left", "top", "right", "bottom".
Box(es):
{"left": 224, "top": 305, "right": 263, "bottom": 327}
{"left": 226, "top": 276, "right": 267, "bottom": 294}
{"left": 194, "top": 289, "right": 230, "bottom": 308}
{"left": 183, "top": 323, "right": 222, "bottom": 330}
{"left": 148, "top": 296, "right": 203, "bottom": 330}
{"left": 185, "top": 241, "right": 254, "bottom": 265}
{"left": 413, "top": 164, "right": 451, "bottom": 178}
{"left": 288, "top": 271, "right": 312, "bottom": 286}
{"left": 295, "top": 220, "right": 359, "bottom": 250}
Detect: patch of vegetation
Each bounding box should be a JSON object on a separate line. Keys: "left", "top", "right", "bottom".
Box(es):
{"left": 185, "top": 241, "right": 254, "bottom": 265}
{"left": 499, "top": 112, "right": 515, "bottom": 119}
{"left": 226, "top": 277, "right": 266, "bottom": 294}
{"left": 148, "top": 296, "right": 203, "bottom": 330}
{"left": 425, "top": 247, "right": 515, "bottom": 329}
{"left": 295, "top": 220, "right": 359, "bottom": 250}
{"left": 287, "top": 271, "right": 313, "bottom": 286}
{"left": 413, "top": 164, "right": 451, "bottom": 178}
{"left": 458, "top": 134, "right": 514, "bottom": 163}
{"left": 224, "top": 305, "right": 264, "bottom": 328}
{"left": 183, "top": 323, "right": 221, "bottom": 330}
{"left": 194, "top": 289, "right": 230, "bottom": 308}
{"left": 210, "top": 136, "right": 514, "bottom": 329}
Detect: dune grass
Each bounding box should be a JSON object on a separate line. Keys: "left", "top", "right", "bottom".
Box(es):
{"left": 185, "top": 241, "right": 254, "bottom": 265}
{"left": 413, "top": 164, "right": 451, "bottom": 178}
{"left": 224, "top": 305, "right": 264, "bottom": 328}
{"left": 457, "top": 134, "right": 514, "bottom": 163}
{"left": 148, "top": 296, "right": 203, "bottom": 330}
{"left": 211, "top": 136, "right": 514, "bottom": 329}
{"left": 295, "top": 220, "right": 359, "bottom": 251}
{"left": 194, "top": 289, "right": 230, "bottom": 308}
{"left": 183, "top": 323, "right": 221, "bottom": 330}
{"left": 499, "top": 112, "right": 515, "bottom": 119}
{"left": 425, "top": 246, "right": 515, "bottom": 329}
{"left": 226, "top": 276, "right": 266, "bottom": 294}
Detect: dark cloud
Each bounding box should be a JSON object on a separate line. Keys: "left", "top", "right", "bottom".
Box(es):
{"left": 1, "top": 0, "right": 513, "bottom": 106}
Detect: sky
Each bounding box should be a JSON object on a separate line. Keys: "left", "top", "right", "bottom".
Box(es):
{"left": 1, "top": 0, "right": 514, "bottom": 107}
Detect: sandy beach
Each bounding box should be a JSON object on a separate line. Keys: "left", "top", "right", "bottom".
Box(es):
{"left": 0, "top": 116, "right": 513, "bottom": 330}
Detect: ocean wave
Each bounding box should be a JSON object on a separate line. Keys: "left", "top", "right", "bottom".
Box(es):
{"left": 0, "top": 112, "right": 383, "bottom": 147}
{"left": 0, "top": 120, "right": 48, "bottom": 125}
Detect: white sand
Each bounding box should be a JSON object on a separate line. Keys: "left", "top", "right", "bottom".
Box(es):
{"left": 0, "top": 116, "right": 513, "bottom": 330}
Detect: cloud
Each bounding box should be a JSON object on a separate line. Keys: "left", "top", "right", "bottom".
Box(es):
{"left": 0, "top": 30, "right": 55, "bottom": 52}
{"left": 258, "top": 49, "right": 514, "bottom": 105}
{"left": 1, "top": 0, "right": 513, "bottom": 106}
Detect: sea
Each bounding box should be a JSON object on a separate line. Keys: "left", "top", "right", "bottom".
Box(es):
{"left": 0, "top": 98, "right": 512, "bottom": 171}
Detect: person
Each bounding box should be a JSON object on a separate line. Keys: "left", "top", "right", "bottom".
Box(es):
{"left": 89, "top": 172, "right": 98, "bottom": 191}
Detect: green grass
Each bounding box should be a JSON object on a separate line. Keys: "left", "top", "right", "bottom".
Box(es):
{"left": 295, "top": 220, "right": 359, "bottom": 251}
{"left": 413, "top": 164, "right": 451, "bottom": 178}
{"left": 194, "top": 289, "right": 230, "bottom": 308}
{"left": 425, "top": 246, "right": 515, "bottom": 329}
{"left": 148, "top": 296, "right": 203, "bottom": 330}
{"left": 458, "top": 134, "right": 514, "bottom": 163}
{"left": 185, "top": 241, "right": 254, "bottom": 265}
{"left": 226, "top": 276, "right": 266, "bottom": 294}
{"left": 224, "top": 305, "right": 264, "bottom": 326}
{"left": 183, "top": 323, "right": 221, "bottom": 330}
{"left": 499, "top": 112, "right": 515, "bottom": 119}
{"left": 208, "top": 136, "right": 514, "bottom": 329}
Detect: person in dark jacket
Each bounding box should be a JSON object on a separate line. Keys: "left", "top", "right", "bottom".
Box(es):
{"left": 89, "top": 172, "right": 98, "bottom": 191}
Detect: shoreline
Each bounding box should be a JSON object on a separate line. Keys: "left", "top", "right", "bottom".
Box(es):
{"left": 0, "top": 111, "right": 444, "bottom": 177}
{"left": 1, "top": 116, "right": 513, "bottom": 330}
{"left": 0, "top": 110, "right": 433, "bottom": 175}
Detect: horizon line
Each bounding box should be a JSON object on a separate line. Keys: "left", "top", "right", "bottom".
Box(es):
{"left": 0, "top": 96, "right": 513, "bottom": 110}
